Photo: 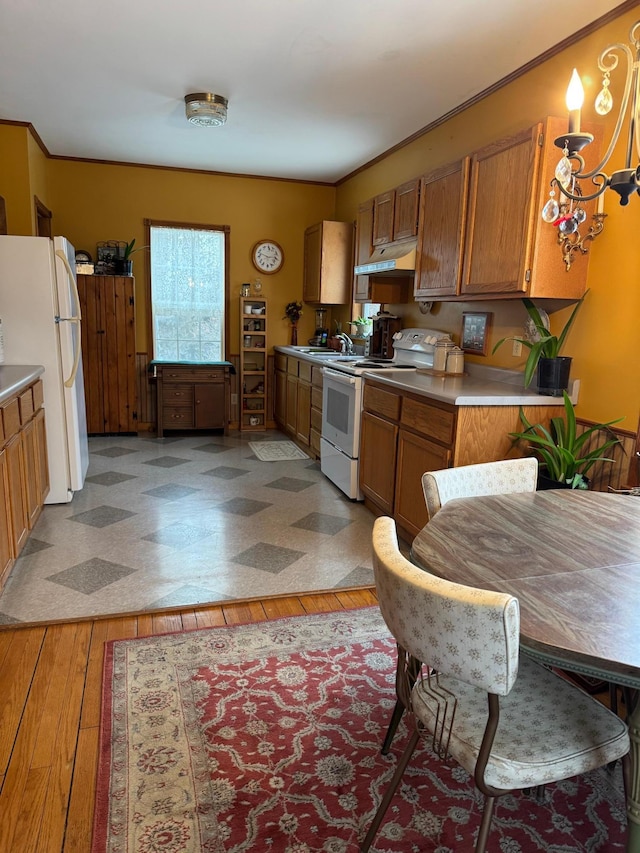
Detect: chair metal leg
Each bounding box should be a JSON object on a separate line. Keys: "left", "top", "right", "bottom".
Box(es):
{"left": 361, "top": 728, "right": 420, "bottom": 853}
{"left": 380, "top": 699, "right": 405, "bottom": 755}
{"left": 475, "top": 795, "right": 496, "bottom": 853}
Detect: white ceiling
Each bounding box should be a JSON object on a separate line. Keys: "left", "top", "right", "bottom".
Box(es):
{"left": 0, "top": 0, "right": 626, "bottom": 183}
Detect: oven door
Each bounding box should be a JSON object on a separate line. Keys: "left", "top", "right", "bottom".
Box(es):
{"left": 321, "top": 368, "right": 362, "bottom": 459}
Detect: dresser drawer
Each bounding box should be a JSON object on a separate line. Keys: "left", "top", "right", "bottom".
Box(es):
{"left": 163, "top": 384, "right": 194, "bottom": 403}
{"left": 401, "top": 397, "right": 455, "bottom": 445}
{"left": 363, "top": 384, "right": 401, "bottom": 421}
{"left": 162, "top": 407, "right": 194, "bottom": 427}
{"left": 162, "top": 368, "right": 224, "bottom": 383}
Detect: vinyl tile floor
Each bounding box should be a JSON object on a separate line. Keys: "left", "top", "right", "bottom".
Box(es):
{"left": 0, "top": 431, "right": 380, "bottom": 625}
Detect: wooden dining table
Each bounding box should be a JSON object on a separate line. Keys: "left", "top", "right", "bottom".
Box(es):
{"left": 411, "top": 489, "right": 640, "bottom": 853}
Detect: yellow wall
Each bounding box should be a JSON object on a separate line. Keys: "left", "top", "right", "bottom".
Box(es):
{"left": 45, "top": 160, "right": 337, "bottom": 352}
{"left": 0, "top": 125, "right": 33, "bottom": 234}
{"left": 27, "top": 132, "right": 50, "bottom": 231}
{"left": 335, "top": 7, "right": 640, "bottom": 430}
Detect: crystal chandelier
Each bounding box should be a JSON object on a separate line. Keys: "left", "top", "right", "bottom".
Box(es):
{"left": 542, "top": 19, "right": 640, "bottom": 267}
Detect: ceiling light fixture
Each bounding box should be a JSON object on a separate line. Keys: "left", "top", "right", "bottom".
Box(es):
{"left": 184, "top": 92, "right": 228, "bottom": 127}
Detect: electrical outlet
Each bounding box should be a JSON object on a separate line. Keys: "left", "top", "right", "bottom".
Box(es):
{"left": 231, "top": 393, "right": 238, "bottom": 405}
{"left": 512, "top": 340, "right": 522, "bottom": 357}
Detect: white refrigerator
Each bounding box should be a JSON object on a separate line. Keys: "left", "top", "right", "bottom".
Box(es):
{"left": 0, "top": 235, "right": 89, "bottom": 503}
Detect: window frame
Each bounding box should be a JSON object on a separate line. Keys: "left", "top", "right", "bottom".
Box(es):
{"left": 144, "top": 218, "right": 231, "bottom": 363}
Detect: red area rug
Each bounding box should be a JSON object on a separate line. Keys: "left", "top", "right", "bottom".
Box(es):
{"left": 93, "top": 606, "right": 627, "bottom": 852}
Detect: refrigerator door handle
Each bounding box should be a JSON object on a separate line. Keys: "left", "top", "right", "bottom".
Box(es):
{"left": 54, "top": 248, "right": 83, "bottom": 388}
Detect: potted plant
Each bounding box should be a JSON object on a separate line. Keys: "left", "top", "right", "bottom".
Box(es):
{"left": 283, "top": 301, "right": 303, "bottom": 345}
{"left": 509, "top": 391, "right": 623, "bottom": 489}
{"left": 116, "top": 239, "right": 147, "bottom": 275}
{"left": 492, "top": 291, "right": 587, "bottom": 396}
{"left": 348, "top": 316, "right": 372, "bottom": 338}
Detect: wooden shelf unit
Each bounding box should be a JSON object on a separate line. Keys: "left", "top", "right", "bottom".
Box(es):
{"left": 240, "top": 297, "right": 268, "bottom": 430}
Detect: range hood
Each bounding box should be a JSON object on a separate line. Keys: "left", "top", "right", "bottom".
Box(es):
{"left": 354, "top": 239, "right": 416, "bottom": 276}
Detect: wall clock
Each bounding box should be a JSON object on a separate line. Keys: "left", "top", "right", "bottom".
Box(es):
{"left": 251, "top": 240, "right": 284, "bottom": 274}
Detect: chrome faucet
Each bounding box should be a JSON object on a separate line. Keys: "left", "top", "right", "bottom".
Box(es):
{"left": 336, "top": 332, "right": 354, "bottom": 355}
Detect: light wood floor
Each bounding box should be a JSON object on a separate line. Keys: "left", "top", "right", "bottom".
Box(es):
{"left": 0, "top": 587, "right": 378, "bottom": 852}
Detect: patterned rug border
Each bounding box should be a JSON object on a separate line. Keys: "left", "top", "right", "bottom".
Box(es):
{"left": 248, "top": 440, "right": 309, "bottom": 461}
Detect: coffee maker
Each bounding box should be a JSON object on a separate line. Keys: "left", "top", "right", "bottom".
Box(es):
{"left": 370, "top": 312, "right": 402, "bottom": 359}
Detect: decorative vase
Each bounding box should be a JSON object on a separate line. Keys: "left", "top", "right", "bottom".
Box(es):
{"left": 114, "top": 258, "right": 133, "bottom": 276}
{"left": 290, "top": 324, "right": 298, "bottom": 346}
{"left": 537, "top": 356, "right": 572, "bottom": 397}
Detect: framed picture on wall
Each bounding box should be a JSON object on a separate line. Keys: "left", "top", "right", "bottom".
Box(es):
{"left": 461, "top": 312, "right": 492, "bottom": 356}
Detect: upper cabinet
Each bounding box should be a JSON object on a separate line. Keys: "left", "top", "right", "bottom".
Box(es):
{"left": 414, "top": 158, "right": 470, "bottom": 299}
{"left": 413, "top": 116, "right": 599, "bottom": 302}
{"left": 354, "top": 199, "right": 410, "bottom": 305}
{"left": 303, "top": 220, "right": 353, "bottom": 304}
{"left": 372, "top": 178, "right": 420, "bottom": 245}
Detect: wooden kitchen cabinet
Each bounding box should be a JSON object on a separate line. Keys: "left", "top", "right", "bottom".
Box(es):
{"left": 77, "top": 274, "right": 137, "bottom": 433}
{"left": 372, "top": 179, "right": 420, "bottom": 245}
{"left": 0, "top": 376, "right": 48, "bottom": 590}
{"left": 155, "top": 364, "right": 230, "bottom": 436}
{"left": 414, "top": 158, "right": 470, "bottom": 299}
{"left": 360, "top": 411, "right": 398, "bottom": 514}
{"left": 274, "top": 353, "right": 323, "bottom": 459}
{"left": 354, "top": 199, "right": 410, "bottom": 305}
{"left": 303, "top": 221, "right": 353, "bottom": 304}
{"left": 360, "top": 377, "right": 564, "bottom": 540}
{"left": 460, "top": 116, "right": 596, "bottom": 300}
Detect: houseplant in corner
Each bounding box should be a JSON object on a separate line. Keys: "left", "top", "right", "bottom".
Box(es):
{"left": 493, "top": 291, "right": 587, "bottom": 396}
{"left": 509, "top": 391, "right": 623, "bottom": 489}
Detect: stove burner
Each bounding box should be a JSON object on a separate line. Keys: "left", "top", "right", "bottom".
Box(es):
{"left": 354, "top": 361, "right": 416, "bottom": 369}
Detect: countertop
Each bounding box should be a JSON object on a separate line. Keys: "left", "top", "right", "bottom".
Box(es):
{"left": 275, "top": 346, "right": 577, "bottom": 407}
{"left": 0, "top": 365, "right": 44, "bottom": 405}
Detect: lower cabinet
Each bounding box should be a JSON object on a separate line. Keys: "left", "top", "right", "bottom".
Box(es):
{"left": 274, "top": 353, "right": 323, "bottom": 459}
{"left": 360, "top": 378, "right": 562, "bottom": 540}
{"left": 0, "top": 377, "right": 49, "bottom": 591}
{"left": 155, "top": 364, "right": 230, "bottom": 437}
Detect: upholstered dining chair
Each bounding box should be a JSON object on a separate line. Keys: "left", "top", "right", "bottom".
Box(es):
{"left": 422, "top": 456, "right": 539, "bottom": 520}
{"left": 381, "top": 457, "right": 539, "bottom": 755}
{"left": 363, "top": 516, "right": 630, "bottom": 853}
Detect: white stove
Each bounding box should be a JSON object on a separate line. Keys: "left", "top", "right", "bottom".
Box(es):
{"left": 322, "top": 327, "right": 450, "bottom": 376}
{"left": 320, "top": 329, "right": 451, "bottom": 500}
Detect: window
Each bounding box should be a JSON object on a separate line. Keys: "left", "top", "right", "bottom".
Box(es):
{"left": 147, "top": 222, "right": 229, "bottom": 361}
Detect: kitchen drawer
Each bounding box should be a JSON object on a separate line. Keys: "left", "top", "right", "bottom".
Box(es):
{"left": 275, "top": 353, "right": 287, "bottom": 372}
{"left": 310, "top": 406, "right": 322, "bottom": 433}
{"left": 311, "top": 386, "right": 323, "bottom": 410}
{"left": 312, "top": 366, "right": 323, "bottom": 387}
{"left": 299, "top": 362, "right": 312, "bottom": 383}
{"left": 287, "top": 358, "right": 299, "bottom": 377}
{"left": 401, "top": 397, "right": 455, "bottom": 445}
{"left": 19, "top": 387, "right": 34, "bottom": 424}
{"left": 163, "top": 384, "right": 194, "bottom": 403}
{"left": 1, "top": 398, "right": 20, "bottom": 441}
{"left": 363, "top": 383, "right": 401, "bottom": 421}
{"left": 162, "top": 368, "right": 224, "bottom": 383}
{"left": 162, "top": 407, "right": 194, "bottom": 427}
{"left": 32, "top": 379, "right": 44, "bottom": 411}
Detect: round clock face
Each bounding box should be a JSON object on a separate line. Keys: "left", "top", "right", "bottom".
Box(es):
{"left": 252, "top": 240, "right": 283, "bottom": 274}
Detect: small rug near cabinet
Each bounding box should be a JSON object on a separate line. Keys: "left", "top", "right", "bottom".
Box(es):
{"left": 93, "top": 606, "right": 627, "bottom": 853}
{"left": 249, "top": 440, "right": 309, "bottom": 461}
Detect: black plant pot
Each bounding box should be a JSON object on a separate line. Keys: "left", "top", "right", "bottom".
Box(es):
{"left": 537, "top": 356, "right": 572, "bottom": 397}
{"left": 114, "top": 259, "right": 133, "bottom": 276}
{"left": 537, "top": 473, "right": 572, "bottom": 490}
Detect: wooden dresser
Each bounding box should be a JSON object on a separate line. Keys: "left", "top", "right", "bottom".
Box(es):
{"left": 153, "top": 362, "right": 232, "bottom": 437}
